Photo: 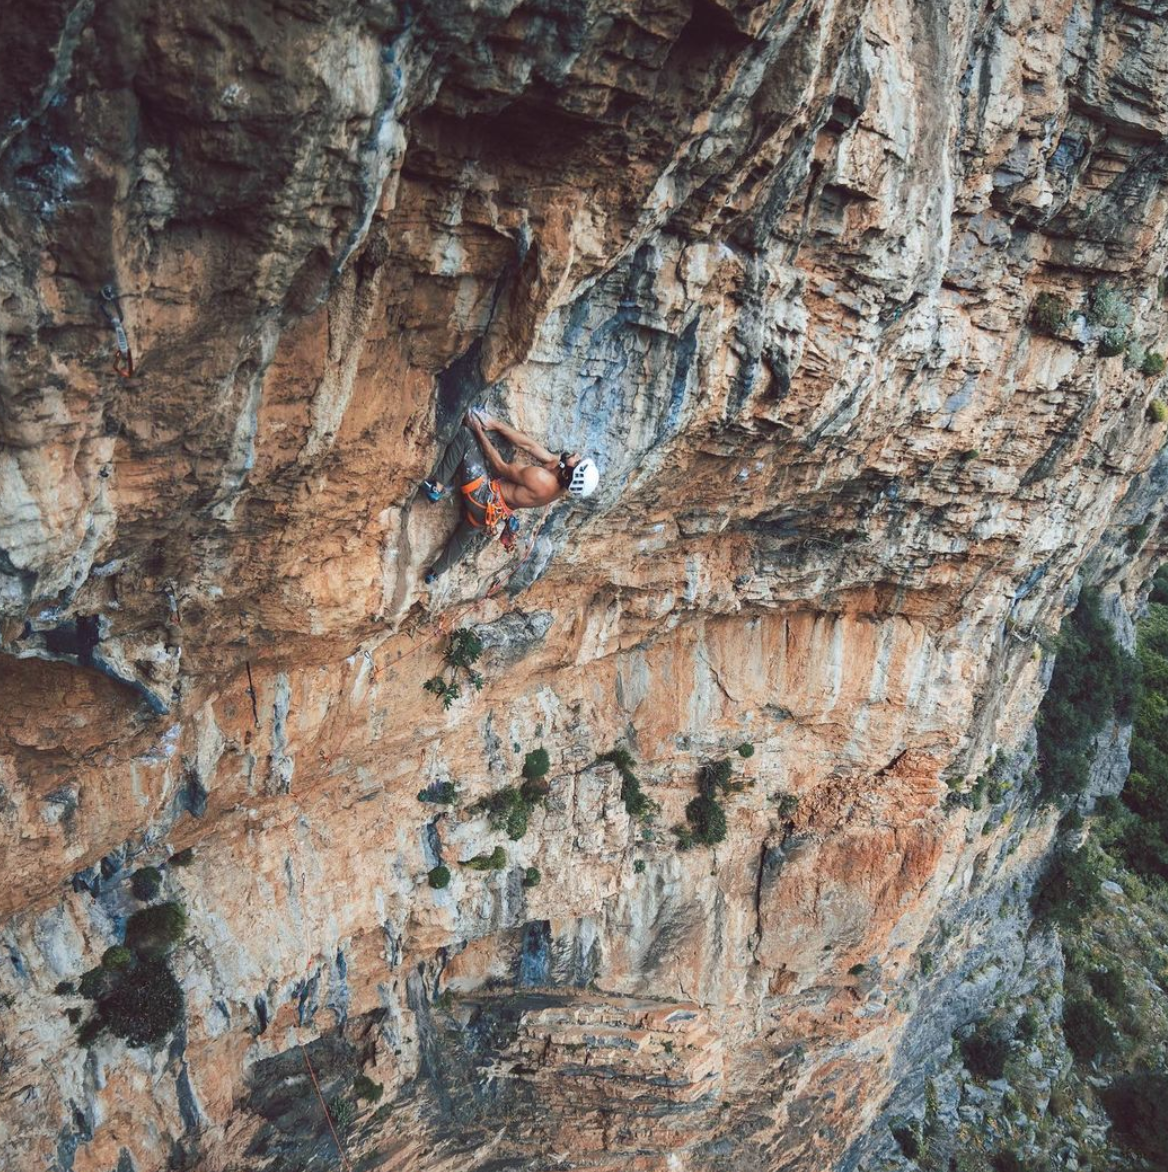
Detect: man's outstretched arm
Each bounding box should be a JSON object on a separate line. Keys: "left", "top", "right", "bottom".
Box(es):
{"left": 479, "top": 413, "right": 557, "bottom": 464}
{"left": 469, "top": 415, "right": 523, "bottom": 481}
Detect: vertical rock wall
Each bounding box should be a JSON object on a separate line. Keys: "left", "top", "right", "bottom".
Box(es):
{"left": 2, "top": 1, "right": 1168, "bottom": 1169}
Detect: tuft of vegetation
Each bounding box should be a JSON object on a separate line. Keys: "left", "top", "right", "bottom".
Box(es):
{"left": 633, "top": 859, "right": 646, "bottom": 874}
{"left": 521, "top": 866, "right": 541, "bottom": 888}
{"left": 961, "top": 1019, "right": 1013, "bottom": 1080}
{"left": 125, "top": 902, "right": 187, "bottom": 959}
{"left": 677, "top": 756, "right": 750, "bottom": 849}
{"left": 848, "top": 963, "right": 866, "bottom": 977}
{"left": 471, "top": 786, "right": 535, "bottom": 840}
{"left": 1148, "top": 399, "right": 1168, "bottom": 424}
{"left": 1084, "top": 283, "right": 1131, "bottom": 329}
{"left": 417, "top": 781, "right": 458, "bottom": 805}
{"left": 958, "top": 448, "right": 980, "bottom": 464}
{"left": 1035, "top": 589, "right": 1140, "bottom": 804}
{"left": 76, "top": 1017, "right": 105, "bottom": 1047}
{"left": 65, "top": 1006, "right": 82, "bottom": 1025}
{"left": 1032, "top": 843, "right": 1104, "bottom": 930}
{"left": 1106, "top": 597, "right": 1168, "bottom": 882}
{"left": 428, "top": 865, "right": 451, "bottom": 889}
{"left": 130, "top": 866, "right": 162, "bottom": 902}
{"left": 328, "top": 1095, "right": 356, "bottom": 1131}
{"left": 737, "top": 742, "right": 755, "bottom": 758}
{"left": 422, "top": 628, "right": 484, "bottom": 709}
{"left": 461, "top": 847, "right": 506, "bottom": 871}
{"left": 522, "top": 748, "right": 550, "bottom": 780}
{"left": 1062, "top": 994, "right": 1116, "bottom": 1062}
{"left": 920, "top": 952, "right": 935, "bottom": 977}
{"left": 684, "top": 793, "right": 727, "bottom": 846}
{"left": 1101, "top": 1071, "right": 1168, "bottom": 1167}
{"left": 1141, "top": 350, "right": 1166, "bottom": 376}
{"left": 79, "top": 967, "right": 113, "bottom": 1001}
{"left": 55, "top": 981, "right": 75, "bottom": 996}
{"left": 353, "top": 1073, "right": 383, "bottom": 1104}
{"left": 101, "top": 946, "right": 132, "bottom": 971}
{"left": 890, "top": 1118, "right": 922, "bottom": 1160}
{"left": 101, "top": 960, "right": 184, "bottom": 1047}
{"left": 599, "top": 747, "right": 656, "bottom": 821}
{"left": 1098, "top": 328, "right": 1128, "bottom": 357}
{"left": 168, "top": 847, "right": 195, "bottom": 867}
{"left": 1031, "top": 292, "right": 1069, "bottom": 336}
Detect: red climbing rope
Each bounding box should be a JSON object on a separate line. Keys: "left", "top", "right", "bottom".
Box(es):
{"left": 299, "top": 1042, "right": 353, "bottom": 1172}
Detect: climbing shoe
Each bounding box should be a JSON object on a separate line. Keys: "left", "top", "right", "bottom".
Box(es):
{"left": 424, "top": 571, "right": 438, "bottom": 585}
{"left": 421, "top": 479, "right": 444, "bottom": 502}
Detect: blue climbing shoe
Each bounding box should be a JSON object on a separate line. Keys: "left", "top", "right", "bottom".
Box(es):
{"left": 421, "top": 479, "right": 444, "bottom": 502}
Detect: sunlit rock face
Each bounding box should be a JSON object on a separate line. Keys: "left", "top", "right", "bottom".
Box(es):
{"left": 2, "top": 1, "right": 1167, "bottom": 1169}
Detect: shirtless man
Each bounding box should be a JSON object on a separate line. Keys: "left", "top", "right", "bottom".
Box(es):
{"left": 421, "top": 409, "right": 599, "bottom": 583}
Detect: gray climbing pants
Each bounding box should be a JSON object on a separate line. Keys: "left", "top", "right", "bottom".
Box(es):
{"left": 428, "top": 426, "right": 492, "bottom": 578}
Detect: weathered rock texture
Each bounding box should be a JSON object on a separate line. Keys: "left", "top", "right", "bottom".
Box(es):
{"left": 2, "top": 1, "right": 1168, "bottom": 1169}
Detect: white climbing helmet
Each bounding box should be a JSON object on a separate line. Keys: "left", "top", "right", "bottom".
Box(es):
{"left": 569, "top": 457, "right": 599, "bottom": 498}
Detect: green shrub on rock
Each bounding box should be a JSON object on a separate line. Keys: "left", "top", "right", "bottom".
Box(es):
{"left": 353, "top": 1073, "right": 383, "bottom": 1103}
{"left": 130, "top": 866, "right": 162, "bottom": 902}
{"left": 522, "top": 748, "right": 550, "bottom": 780}
{"left": 1141, "top": 350, "right": 1166, "bottom": 376}
{"left": 521, "top": 866, "right": 541, "bottom": 888}
{"left": 961, "top": 1019, "right": 1012, "bottom": 1080}
{"left": 101, "top": 946, "right": 132, "bottom": 971}
{"left": 737, "top": 742, "right": 755, "bottom": 758}
{"left": 125, "top": 902, "right": 187, "bottom": 959}
{"left": 1031, "top": 292, "right": 1069, "bottom": 335}
{"left": 685, "top": 793, "right": 727, "bottom": 846}
{"left": 462, "top": 847, "right": 506, "bottom": 871}
{"left": 427, "top": 865, "right": 451, "bottom": 889}
{"left": 101, "top": 960, "right": 184, "bottom": 1047}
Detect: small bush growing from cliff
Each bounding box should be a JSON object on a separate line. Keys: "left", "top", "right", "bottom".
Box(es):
{"left": 522, "top": 866, "right": 541, "bottom": 888}
{"left": 633, "top": 859, "right": 646, "bottom": 874}
{"left": 1032, "top": 844, "right": 1103, "bottom": 930}
{"left": 961, "top": 1019, "right": 1013, "bottom": 1080}
{"left": 1141, "top": 350, "right": 1166, "bottom": 376}
{"left": 1098, "top": 328, "right": 1128, "bottom": 357}
{"left": 1016, "top": 1008, "right": 1041, "bottom": 1042}
{"left": 79, "top": 967, "right": 113, "bottom": 1000}
{"left": 685, "top": 793, "right": 727, "bottom": 846}
{"left": 1031, "top": 292, "right": 1069, "bottom": 335}
{"left": 471, "top": 787, "right": 533, "bottom": 840}
{"left": 428, "top": 865, "right": 450, "bottom": 889}
{"left": 417, "top": 781, "right": 458, "bottom": 804}
{"left": 65, "top": 1006, "right": 82, "bottom": 1025}
{"left": 422, "top": 628, "right": 485, "bottom": 709}
{"left": 328, "top": 1095, "right": 356, "bottom": 1131}
{"left": 1085, "top": 283, "right": 1130, "bottom": 329}
{"left": 76, "top": 1016, "right": 104, "bottom": 1047}
{"left": 101, "top": 946, "right": 132, "bottom": 971}
{"left": 1101, "top": 1070, "right": 1168, "bottom": 1167}
{"left": 737, "top": 742, "right": 755, "bottom": 758}
{"left": 126, "top": 902, "right": 187, "bottom": 958}
{"left": 522, "top": 748, "right": 550, "bottom": 780}
{"left": 889, "top": 1118, "right": 922, "bottom": 1159}
{"left": 168, "top": 847, "right": 195, "bottom": 866}
{"left": 991, "top": 1152, "right": 1025, "bottom": 1172}
{"left": 353, "top": 1073, "right": 383, "bottom": 1103}
{"left": 1063, "top": 994, "right": 1116, "bottom": 1061}
{"left": 462, "top": 847, "right": 506, "bottom": 871}
{"left": 1148, "top": 399, "right": 1168, "bottom": 424}
{"left": 1036, "top": 589, "right": 1140, "bottom": 803}
{"left": 101, "top": 960, "right": 184, "bottom": 1047}
{"left": 1088, "top": 961, "right": 1127, "bottom": 1008}
{"left": 54, "top": 981, "right": 74, "bottom": 996}
{"left": 130, "top": 866, "right": 162, "bottom": 901}
{"left": 599, "top": 747, "right": 656, "bottom": 820}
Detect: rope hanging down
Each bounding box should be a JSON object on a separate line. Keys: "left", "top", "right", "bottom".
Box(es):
{"left": 299, "top": 1043, "right": 353, "bottom": 1172}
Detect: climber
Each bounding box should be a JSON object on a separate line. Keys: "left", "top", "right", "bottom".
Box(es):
{"left": 421, "top": 408, "right": 599, "bottom": 583}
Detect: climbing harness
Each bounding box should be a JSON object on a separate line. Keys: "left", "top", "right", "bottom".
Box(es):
{"left": 460, "top": 475, "right": 517, "bottom": 544}
{"left": 99, "top": 285, "right": 134, "bottom": 377}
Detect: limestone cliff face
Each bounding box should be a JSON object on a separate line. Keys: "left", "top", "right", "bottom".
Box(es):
{"left": 2, "top": 1, "right": 1168, "bottom": 1169}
